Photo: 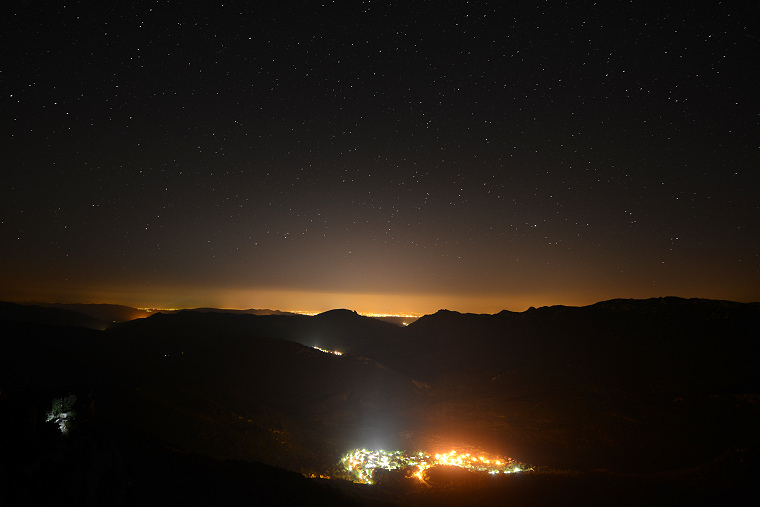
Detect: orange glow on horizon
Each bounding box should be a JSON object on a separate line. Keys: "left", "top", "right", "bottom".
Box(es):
{"left": 6, "top": 286, "right": 596, "bottom": 314}
{"left": 3, "top": 282, "right": 748, "bottom": 316}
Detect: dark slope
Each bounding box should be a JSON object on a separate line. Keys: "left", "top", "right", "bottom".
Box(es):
{"left": 368, "top": 298, "right": 760, "bottom": 471}
{"left": 0, "top": 320, "right": 106, "bottom": 394}
{"left": 0, "top": 404, "right": 358, "bottom": 506}
{"left": 2, "top": 297, "right": 758, "bottom": 504}
{"left": 102, "top": 310, "right": 427, "bottom": 469}
{"left": 312, "top": 308, "right": 403, "bottom": 351}
{"left": 109, "top": 308, "right": 403, "bottom": 356}
{"left": 23, "top": 301, "right": 152, "bottom": 323}
{"left": 0, "top": 315, "right": 402, "bottom": 505}
{"left": 397, "top": 297, "right": 760, "bottom": 394}
{"left": 0, "top": 301, "right": 109, "bottom": 330}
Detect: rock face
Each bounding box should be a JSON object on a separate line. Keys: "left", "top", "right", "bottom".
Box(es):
{"left": 1, "top": 297, "right": 759, "bottom": 503}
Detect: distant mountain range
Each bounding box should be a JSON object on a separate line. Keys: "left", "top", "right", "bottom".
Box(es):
{"left": 10, "top": 301, "right": 299, "bottom": 324}
{"left": 1, "top": 297, "right": 758, "bottom": 504}
{"left": 10, "top": 301, "right": 418, "bottom": 326}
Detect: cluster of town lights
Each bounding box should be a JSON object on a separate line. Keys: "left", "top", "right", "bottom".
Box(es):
{"left": 341, "top": 448, "right": 528, "bottom": 484}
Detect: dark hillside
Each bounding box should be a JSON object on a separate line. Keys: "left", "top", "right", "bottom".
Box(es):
{"left": 0, "top": 406, "right": 358, "bottom": 506}
{"left": 0, "top": 320, "right": 107, "bottom": 394}
{"left": 0, "top": 301, "right": 108, "bottom": 330}
{"left": 369, "top": 298, "right": 760, "bottom": 472}
{"left": 103, "top": 311, "right": 427, "bottom": 469}
{"left": 1, "top": 297, "right": 758, "bottom": 504}
{"left": 23, "top": 302, "right": 152, "bottom": 323}
{"left": 109, "top": 308, "right": 402, "bottom": 356}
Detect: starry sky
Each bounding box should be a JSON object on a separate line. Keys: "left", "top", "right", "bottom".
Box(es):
{"left": 2, "top": 1, "right": 758, "bottom": 314}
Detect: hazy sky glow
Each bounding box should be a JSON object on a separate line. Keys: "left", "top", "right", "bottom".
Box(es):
{"left": 2, "top": 2, "right": 758, "bottom": 313}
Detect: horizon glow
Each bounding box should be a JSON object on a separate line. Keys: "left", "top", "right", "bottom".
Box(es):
{"left": 4, "top": 281, "right": 754, "bottom": 316}
{"left": 2, "top": 3, "right": 758, "bottom": 318}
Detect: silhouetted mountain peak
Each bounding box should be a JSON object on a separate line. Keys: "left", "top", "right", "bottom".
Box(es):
{"left": 314, "top": 308, "right": 359, "bottom": 319}
{"left": 409, "top": 309, "right": 492, "bottom": 330}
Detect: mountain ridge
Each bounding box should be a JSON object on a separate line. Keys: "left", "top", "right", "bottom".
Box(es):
{"left": 2, "top": 296, "right": 758, "bottom": 490}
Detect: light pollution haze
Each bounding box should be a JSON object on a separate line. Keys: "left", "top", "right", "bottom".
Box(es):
{"left": 3, "top": 281, "right": 755, "bottom": 316}
{"left": 2, "top": 3, "right": 758, "bottom": 313}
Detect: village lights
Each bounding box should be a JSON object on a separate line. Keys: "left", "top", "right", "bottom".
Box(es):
{"left": 340, "top": 448, "right": 529, "bottom": 484}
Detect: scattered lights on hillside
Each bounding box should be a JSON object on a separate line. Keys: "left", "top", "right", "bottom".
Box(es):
{"left": 313, "top": 346, "right": 343, "bottom": 356}
{"left": 340, "top": 448, "right": 530, "bottom": 484}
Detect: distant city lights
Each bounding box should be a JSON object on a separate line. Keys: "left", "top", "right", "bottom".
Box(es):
{"left": 291, "top": 310, "right": 421, "bottom": 319}
{"left": 358, "top": 312, "right": 421, "bottom": 319}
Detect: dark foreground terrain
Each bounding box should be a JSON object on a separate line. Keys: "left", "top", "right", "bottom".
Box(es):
{"left": 1, "top": 297, "right": 759, "bottom": 505}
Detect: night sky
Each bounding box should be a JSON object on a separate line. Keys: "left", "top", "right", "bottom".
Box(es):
{"left": 2, "top": 2, "right": 758, "bottom": 314}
